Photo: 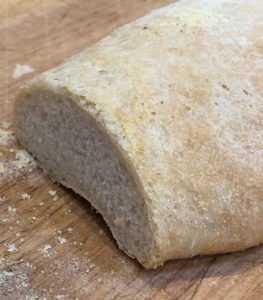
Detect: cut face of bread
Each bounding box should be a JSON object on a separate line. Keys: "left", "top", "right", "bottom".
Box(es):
{"left": 14, "top": 0, "right": 263, "bottom": 268}
{"left": 14, "top": 85, "right": 157, "bottom": 265}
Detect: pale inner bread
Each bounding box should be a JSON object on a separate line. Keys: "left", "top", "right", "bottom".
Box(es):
{"left": 14, "top": 87, "right": 156, "bottom": 265}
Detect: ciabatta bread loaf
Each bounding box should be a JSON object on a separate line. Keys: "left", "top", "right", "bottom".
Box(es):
{"left": 14, "top": 0, "right": 263, "bottom": 268}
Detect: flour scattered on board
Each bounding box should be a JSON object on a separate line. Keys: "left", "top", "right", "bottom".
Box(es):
{"left": 40, "top": 244, "right": 52, "bottom": 257}
{"left": 57, "top": 237, "right": 67, "bottom": 245}
{"left": 0, "top": 163, "right": 5, "bottom": 175}
{"left": 21, "top": 193, "right": 31, "bottom": 200}
{"left": 12, "top": 64, "right": 35, "bottom": 79}
{"left": 0, "top": 258, "right": 43, "bottom": 299}
{"left": 55, "top": 295, "right": 66, "bottom": 299}
{"left": 0, "top": 149, "right": 36, "bottom": 180}
{"left": 0, "top": 124, "right": 36, "bottom": 181}
{"left": 1, "top": 248, "right": 119, "bottom": 298}
{"left": 0, "top": 270, "right": 15, "bottom": 286}
{"left": 2, "top": 121, "right": 10, "bottom": 129}
{"left": 14, "top": 150, "right": 34, "bottom": 169}
{"left": 6, "top": 243, "right": 18, "bottom": 253}
{"left": 0, "top": 128, "right": 15, "bottom": 146}
{"left": 7, "top": 206, "right": 16, "bottom": 213}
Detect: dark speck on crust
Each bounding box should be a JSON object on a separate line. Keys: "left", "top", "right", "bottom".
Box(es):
{"left": 99, "top": 70, "right": 108, "bottom": 75}
{"left": 221, "top": 83, "right": 230, "bottom": 91}
{"left": 243, "top": 89, "right": 249, "bottom": 95}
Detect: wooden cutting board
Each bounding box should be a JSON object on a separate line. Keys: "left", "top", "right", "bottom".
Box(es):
{"left": 0, "top": 1, "right": 262, "bottom": 299}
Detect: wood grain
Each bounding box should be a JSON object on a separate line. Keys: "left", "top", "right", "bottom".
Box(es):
{"left": 0, "top": 1, "right": 262, "bottom": 299}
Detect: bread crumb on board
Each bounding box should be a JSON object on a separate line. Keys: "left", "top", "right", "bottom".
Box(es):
{"left": 48, "top": 190, "right": 56, "bottom": 197}
{"left": 48, "top": 190, "right": 59, "bottom": 201}
{"left": 21, "top": 193, "right": 31, "bottom": 200}
{"left": 31, "top": 216, "right": 37, "bottom": 222}
{"left": 12, "top": 64, "right": 35, "bottom": 79}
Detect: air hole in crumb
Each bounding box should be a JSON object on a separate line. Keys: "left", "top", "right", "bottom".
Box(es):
{"left": 151, "top": 111, "right": 156, "bottom": 115}
{"left": 185, "top": 106, "right": 191, "bottom": 111}
{"left": 160, "top": 101, "right": 164, "bottom": 104}
{"left": 40, "top": 111, "right": 48, "bottom": 121}
{"left": 133, "top": 240, "right": 139, "bottom": 247}
{"left": 143, "top": 26, "right": 148, "bottom": 30}
{"left": 215, "top": 102, "right": 218, "bottom": 106}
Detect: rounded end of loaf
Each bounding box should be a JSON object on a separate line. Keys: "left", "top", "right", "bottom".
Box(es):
{"left": 14, "top": 79, "right": 160, "bottom": 268}
{"left": 14, "top": 77, "right": 263, "bottom": 269}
